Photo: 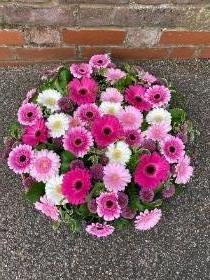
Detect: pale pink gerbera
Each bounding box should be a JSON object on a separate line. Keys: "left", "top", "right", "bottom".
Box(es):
{"left": 22, "top": 88, "right": 37, "bottom": 104}
{"left": 134, "top": 208, "right": 162, "bottom": 231}
{"left": 101, "top": 88, "right": 123, "bottom": 103}
{"left": 22, "top": 119, "right": 48, "bottom": 147}
{"left": 89, "top": 54, "right": 111, "bottom": 69}
{"left": 69, "top": 115, "right": 85, "bottom": 128}
{"left": 18, "top": 103, "right": 42, "bottom": 126}
{"left": 146, "top": 123, "right": 171, "bottom": 142}
{"left": 35, "top": 195, "right": 59, "bottom": 221}
{"left": 161, "top": 136, "right": 185, "bottom": 163}
{"left": 30, "top": 150, "right": 60, "bottom": 183}
{"left": 134, "top": 153, "right": 170, "bottom": 190}
{"left": 96, "top": 192, "right": 121, "bottom": 221}
{"left": 75, "top": 103, "right": 101, "bottom": 125}
{"left": 118, "top": 106, "right": 143, "bottom": 131}
{"left": 91, "top": 114, "right": 124, "bottom": 147}
{"left": 125, "top": 85, "right": 151, "bottom": 112}
{"left": 63, "top": 127, "right": 93, "bottom": 157}
{"left": 125, "top": 129, "right": 144, "bottom": 147}
{"left": 8, "top": 144, "right": 33, "bottom": 174}
{"left": 61, "top": 168, "right": 91, "bottom": 205}
{"left": 68, "top": 77, "right": 98, "bottom": 105}
{"left": 86, "top": 223, "right": 114, "bottom": 238}
{"left": 145, "top": 85, "right": 171, "bottom": 108}
{"left": 104, "top": 68, "right": 126, "bottom": 85}
{"left": 142, "top": 72, "right": 157, "bottom": 84}
{"left": 70, "top": 63, "right": 92, "bottom": 79}
{"left": 175, "top": 155, "right": 193, "bottom": 184}
{"left": 103, "top": 163, "right": 131, "bottom": 192}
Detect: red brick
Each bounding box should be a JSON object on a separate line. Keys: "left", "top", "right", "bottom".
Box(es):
{"left": 63, "top": 29, "right": 126, "bottom": 46}
{"left": 0, "top": 47, "right": 16, "bottom": 61}
{"left": 15, "top": 47, "right": 76, "bottom": 61}
{"left": 198, "top": 48, "right": 210, "bottom": 58}
{"left": 0, "top": 30, "right": 24, "bottom": 46}
{"left": 169, "top": 47, "right": 196, "bottom": 58}
{"left": 160, "top": 31, "right": 210, "bottom": 45}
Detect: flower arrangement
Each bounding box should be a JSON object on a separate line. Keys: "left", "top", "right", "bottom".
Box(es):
{"left": 4, "top": 54, "right": 197, "bottom": 238}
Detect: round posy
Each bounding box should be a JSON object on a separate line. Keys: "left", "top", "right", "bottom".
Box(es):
{"left": 5, "top": 54, "right": 194, "bottom": 238}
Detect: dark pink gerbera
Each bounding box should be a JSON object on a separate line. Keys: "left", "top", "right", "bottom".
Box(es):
{"left": 75, "top": 103, "right": 101, "bottom": 125}
{"left": 145, "top": 85, "right": 171, "bottom": 108}
{"left": 91, "top": 114, "right": 124, "bottom": 147}
{"left": 125, "top": 85, "right": 151, "bottom": 112}
{"left": 61, "top": 168, "right": 92, "bottom": 205}
{"left": 68, "top": 77, "right": 98, "bottom": 105}
{"left": 22, "top": 119, "right": 48, "bottom": 147}
{"left": 134, "top": 153, "right": 170, "bottom": 190}
{"left": 125, "top": 129, "right": 143, "bottom": 147}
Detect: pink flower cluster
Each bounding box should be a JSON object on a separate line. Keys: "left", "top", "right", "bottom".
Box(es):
{"left": 6, "top": 53, "right": 194, "bottom": 238}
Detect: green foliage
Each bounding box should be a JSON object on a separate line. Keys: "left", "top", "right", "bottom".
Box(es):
{"left": 60, "top": 151, "right": 74, "bottom": 173}
{"left": 74, "top": 204, "right": 90, "bottom": 218}
{"left": 127, "top": 183, "right": 145, "bottom": 212}
{"left": 60, "top": 206, "right": 81, "bottom": 233}
{"left": 89, "top": 182, "right": 106, "bottom": 197}
{"left": 142, "top": 199, "right": 163, "bottom": 210}
{"left": 9, "top": 122, "right": 22, "bottom": 140}
{"left": 185, "top": 120, "right": 200, "bottom": 143}
{"left": 114, "top": 218, "right": 132, "bottom": 230}
{"left": 175, "top": 184, "right": 186, "bottom": 195}
{"left": 128, "top": 148, "right": 150, "bottom": 172}
{"left": 170, "top": 108, "right": 186, "bottom": 125}
{"left": 141, "top": 119, "right": 149, "bottom": 131}
{"left": 23, "top": 182, "right": 45, "bottom": 203}
{"left": 114, "top": 74, "right": 136, "bottom": 91}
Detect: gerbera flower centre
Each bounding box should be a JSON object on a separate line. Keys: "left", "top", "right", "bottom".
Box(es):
{"left": 135, "top": 96, "right": 142, "bottom": 102}
{"left": 75, "top": 180, "right": 83, "bottom": 190}
{"left": 79, "top": 88, "right": 88, "bottom": 96}
{"left": 169, "top": 146, "right": 176, "bottom": 153}
{"left": 86, "top": 111, "right": 93, "bottom": 118}
{"left": 103, "top": 127, "right": 112, "bottom": 135}
{"left": 97, "top": 59, "right": 103, "bottom": 64}
{"left": 19, "top": 155, "right": 26, "bottom": 162}
{"left": 27, "top": 112, "right": 33, "bottom": 117}
{"left": 106, "top": 200, "right": 114, "bottom": 208}
{"left": 74, "top": 138, "right": 82, "bottom": 146}
{"left": 35, "top": 130, "right": 41, "bottom": 137}
{"left": 46, "top": 97, "right": 56, "bottom": 106}
{"left": 129, "top": 134, "right": 136, "bottom": 140}
{"left": 146, "top": 165, "right": 156, "bottom": 175}
{"left": 154, "top": 93, "right": 161, "bottom": 100}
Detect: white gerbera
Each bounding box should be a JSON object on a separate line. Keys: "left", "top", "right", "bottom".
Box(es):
{"left": 146, "top": 108, "right": 171, "bottom": 125}
{"left": 100, "top": 101, "right": 122, "bottom": 116}
{"left": 46, "top": 113, "right": 69, "bottom": 138}
{"left": 45, "top": 175, "right": 67, "bottom": 205}
{"left": 106, "top": 141, "right": 131, "bottom": 165}
{"left": 37, "top": 89, "right": 62, "bottom": 112}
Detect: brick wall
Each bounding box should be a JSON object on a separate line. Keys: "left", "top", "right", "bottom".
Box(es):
{"left": 0, "top": 0, "right": 209, "bottom": 65}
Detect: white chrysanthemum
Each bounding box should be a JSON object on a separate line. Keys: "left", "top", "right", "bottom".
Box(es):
{"left": 106, "top": 141, "right": 131, "bottom": 165}
{"left": 37, "top": 89, "right": 62, "bottom": 112}
{"left": 100, "top": 101, "right": 122, "bottom": 116}
{"left": 45, "top": 175, "right": 67, "bottom": 205}
{"left": 146, "top": 108, "right": 171, "bottom": 125}
{"left": 46, "top": 113, "right": 69, "bottom": 138}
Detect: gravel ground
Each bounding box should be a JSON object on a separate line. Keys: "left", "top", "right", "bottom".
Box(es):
{"left": 0, "top": 60, "right": 209, "bottom": 280}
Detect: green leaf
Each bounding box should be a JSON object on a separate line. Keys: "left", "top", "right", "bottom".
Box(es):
{"left": 114, "top": 218, "right": 132, "bottom": 230}
{"left": 143, "top": 199, "right": 163, "bottom": 210}
{"left": 9, "top": 122, "right": 22, "bottom": 139}
{"left": 170, "top": 108, "right": 186, "bottom": 125}
{"left": 23, "top": 182, "right": 45, "bottom": 203}
{"left": 60, "top": 151, "right": 74, "bottom": 173}
{"left": 175, "top": 184, "right": 186, "bottom": 195}
{"left": 52, "top": 220, "right": 61, "bottom": 231}
{"left": 114, "top": 74, "right": 136, "bottom": 91}
{"left": 127, "top": 183, "right": 145, "bottom": 212}
{"left": 67, "top": 217, "right": 81, "bottom": 232}
{"left": 89, "top": 182, "right": 106, "bottom": 197}
{"left": 74, "top": 204, "right": 90, "bottom": 218}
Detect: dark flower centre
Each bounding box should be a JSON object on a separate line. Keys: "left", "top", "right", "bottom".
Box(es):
{"left": 79, "top": 88, "right": 88, "bottom": 96}
{"left": 103, "top": 127, "right": 112, "bottom": 136}
{"left": 154, "top": 93, "right": 160, "bottom": 100}
{"left": 96, "top": 225, "right": 104, "bottom": 230}
{"left": 169, "top": 146, "right": 176, "bottom": 153}
{"left": 97, "top": 59, "right": 103, "bottom": 64}
{"left": 106, "top": 200, "right": 113, "bottom": 208}
{"left": 35, "top": 130, "right": 41, "bottom": 137}
{"left": 86, "top": 111, "right": 93, "bottom": 118}
{"left": 27, "top": 112, "right": 33, "bottom": 117}
{"left": 129, "top": 134, "right": 136, "bottom": 141}
{"left": 19, "top": 155, "right": 26, "bottom": 162}
{"left": 146, "top": 165, "right": 156, "bottom": 175}
{"left": 135, "top": 96, "right": 142, "bottom": 102}
{"left": 74, "top": 138, "right": 82, "bottom": 146}
{"left": 75, "top": 180, "right": 83, "bottom": 190}
{"left": 79, "top": 68, "right": 85, "bottom": 73}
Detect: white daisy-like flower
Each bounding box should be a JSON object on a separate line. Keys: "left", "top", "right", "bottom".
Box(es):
{"left": 106, "top": 141, "right": 131, "bottom": 165}
{"left": 46, "top": 113, "right": 69, "bottom": 138}
{"left": 146, "top": 108, "right": 171, "bottom": 125}
{"left": 45, "top": 175, "right": 67, "bottom": 205}
{"left": 100, "top": 101, "right": 122, "bottom": 116}
{"left": 37, "top": 89, "right": 62, "bottom": 112}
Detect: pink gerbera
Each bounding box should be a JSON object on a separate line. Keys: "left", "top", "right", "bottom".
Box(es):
{"left": 68, "top": 77, "right": 98, "bottom": 105}
{"left": 63, "top": 127, "right": 93, "bottom": 157}
{"left": 145, "top": 85, "right": 171, "bottom": 108}
{"left": 30, "top": 150, "right": 60, "bottom": 182}
{"left": 134, "top": 208, "right": 162, "bottom": 231}
{"left": 69, "top": 115, "right": 85, "bottom": 128}
{"left": 161, "top": 136, "right": 185, "bottom": 163}
{"left": 22, "top": 119, "right": 48, "bottom": 147}
{"left": 103, "top": 163, "right": 131, "bottom": 192}
{"left": 8, "top": 144, "right": 33, "bottom": 174}
{"left": 34, "top": 195, "right": 59, "bottom": 221}
{"left": 91, "top": 114, "right": 124, "bottom": 147}
{"left": 22, "top": 88, "right": 37, "bottom": 104}
{"left": 125, "top": 85, "right": 151, "bottom": 112}
{"left": 118, "top": 106, "right": 143, "bottom": 131}
{"left": 146, "top": 123, "right": 171, "bottom": 142}
{"left": 96, "top": 192, "right": 121, "bottom": 221}
{"left": 175, "top": 155, "right": 193, "bottom": 184}
{"left": 101, "top": 88, "right": 123, "bottom": 103}
{"left": 89, "top": 54, "right": 111, "bottom": 69}
{"left": 134, "top": 153, "right": 170, "bottom": 190}
{"left": 86, "top": 223, "right": 114, "bottom": 238}
{"left": 104, "top": 68, "right": 126, "bottom": 85}
{"left": 61, "top": 168, "right": 92, "bottom": 205}
{"left": 118, "top": 192, "right": 129, "bottom": 209}
{"left": 70, "top": 63, "right": 92, "bottom": 79}
{"left": 142, "top": 72, "right": 157, "bottom": 84}
{"left": 75, "top": 103, "right": 101, "bottom": 125}
{"left": 125, "top": 129, "right": 144, "bottom": 147}
{"left": 18, "top": 103, "right": 42, "bottom": 126}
